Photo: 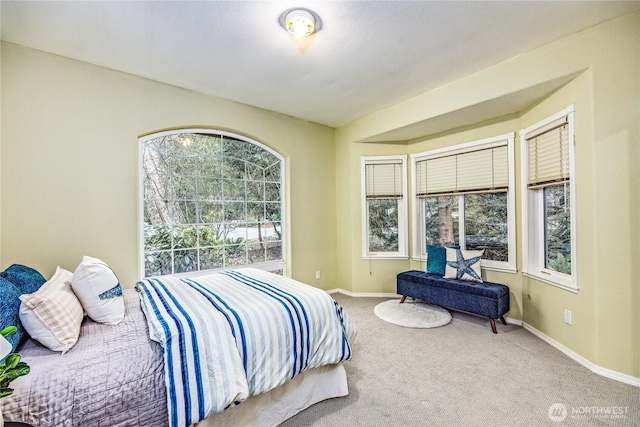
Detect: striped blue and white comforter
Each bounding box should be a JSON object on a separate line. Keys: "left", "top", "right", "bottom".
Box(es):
{"left": 136, "top": 268, "right": 356, "bottom": 427}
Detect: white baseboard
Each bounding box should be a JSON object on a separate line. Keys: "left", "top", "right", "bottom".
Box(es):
{"left": 523, "top": 322, "right": 640, "bottom": 387}
{"left": 326, "top": 288, "right": 639, "bottom": 387}
{"left": 505, "top": 317, "right": 523, "bottom": 326}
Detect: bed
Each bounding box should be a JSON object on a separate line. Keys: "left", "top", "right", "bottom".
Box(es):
{"left": 1, "top": 267, "right": 356, "bottom": 427}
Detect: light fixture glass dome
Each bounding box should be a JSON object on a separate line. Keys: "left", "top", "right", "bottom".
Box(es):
{"left": 279, "top": 8, "right": 321, "bottom": 38}
{"left": 286, "top": 9, "right": 314, "bottom": 38}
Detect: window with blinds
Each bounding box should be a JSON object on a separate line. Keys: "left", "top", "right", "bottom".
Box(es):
{"left": 365, "top": 161, "right": 403, "bottom": 199}
{"left": 520, "top": 105, "right": 577, "bottom": 291}
{"left": 525, "top": 116, "right": 570, "bottom": 189}
{"left": 415, "top": 145, "right": 509, "bottom": 197}
{"left": 411, "top": 133, "right": 515, "bottom": 272}
{"left": 361, "top": 156, "right": 408, "bottom": 258}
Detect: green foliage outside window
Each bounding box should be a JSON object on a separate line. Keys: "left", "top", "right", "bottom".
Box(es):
{"left": 545, "top": 184, "right": 571, "bottom": 274}
{"left": 424, "top": 193, "right": 508, "bottom": 262}
{"left": 368, "top": 199, "right": 399, "bottom": 252}
{"left": 464, "top": 193, "right": 508, "bottom": 261}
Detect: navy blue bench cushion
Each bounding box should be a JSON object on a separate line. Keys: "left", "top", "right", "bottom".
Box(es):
{"left": 397, "top": 270, "right": 510, "bottom": 321}
{"left": 397, "top": 270, "right": 508, "bottom": 299}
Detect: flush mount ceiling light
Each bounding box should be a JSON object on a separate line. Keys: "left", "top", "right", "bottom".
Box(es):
{"left": 279, "top": 8, "right": 322, "bottom": 38}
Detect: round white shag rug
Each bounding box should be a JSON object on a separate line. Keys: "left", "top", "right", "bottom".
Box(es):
{"left": 374, "top": 299, "right": 452, "bottom": 329}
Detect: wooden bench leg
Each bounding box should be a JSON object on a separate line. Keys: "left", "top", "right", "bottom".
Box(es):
{"left": 399, "top": 295, "right": 407, "bottom": 303}
{"left": 500, "top": 316, "right": 507, "bottom": 325}
{"left": 490, "top": 318, "right": 497, "bottom": 334}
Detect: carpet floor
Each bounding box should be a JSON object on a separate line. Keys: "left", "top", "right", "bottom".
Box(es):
{"left": 280, "top": 295, "right": 639, "bottom": 427}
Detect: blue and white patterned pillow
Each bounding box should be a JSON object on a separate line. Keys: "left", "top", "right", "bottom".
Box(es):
{"left": 444, "top": 248, "right": 484, "bottom": 282}
{"left": 72, "top": 256, "right": 125, "bottom": 325}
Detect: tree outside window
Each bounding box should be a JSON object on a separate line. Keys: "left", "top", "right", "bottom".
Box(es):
{"left": 424, "top": 196, "right": 459, "bottom": 247}
{"left": 544, "top": 184, "right": 571, "bottom": 274}
{"left": 368, "top": 199, "right": 399, "bottom": 252}
{"left": 423, "top": 193, "right": 508, "bottom": 262}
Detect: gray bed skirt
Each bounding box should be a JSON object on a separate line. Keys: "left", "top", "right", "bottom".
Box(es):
{"left": 198, "top": 363, "right": 348, "bottom": 427}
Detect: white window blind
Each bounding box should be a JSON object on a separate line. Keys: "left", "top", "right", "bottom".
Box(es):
{"left": 365, "top": 162, "right": 403, "bottom": 199}
{"left": 526, "top": 116, "right": 570, "bottom": 188}
{"left": 415, "top": 145, "right": 508, "bottom": 197}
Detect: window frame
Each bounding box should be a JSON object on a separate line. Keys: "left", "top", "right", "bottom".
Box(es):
{"left": 520, "top": 105, "right": 578, "bottom": 292}
{"left": 411, "top": 133, "right": 516, "bottom": 273}
{"left": 138, "top": 128, "right": 286, "bottom": 278}
{"left": 361, "top": 155, "right": 408, "bottom": 259}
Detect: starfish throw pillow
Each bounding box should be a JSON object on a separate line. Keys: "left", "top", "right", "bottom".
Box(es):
{"left": 444, "top": 248, "right": 484, "bottom": 282}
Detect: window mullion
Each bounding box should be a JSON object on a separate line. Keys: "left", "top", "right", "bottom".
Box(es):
{"left": 458, "top": 195, "right": 466, "bottom": 250}
{"left": 195, "top": 157, "right": 200, "bottom": 271}
{"left": 169, "top": 157, "right": 175, "bottom": 275}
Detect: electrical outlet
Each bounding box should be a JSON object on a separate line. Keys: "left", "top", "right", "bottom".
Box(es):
{"left": 564, "top": 309, "right": 572, "bottom": 325}
{"left": 315, "top": 271, "right": 321, "bottom": 280}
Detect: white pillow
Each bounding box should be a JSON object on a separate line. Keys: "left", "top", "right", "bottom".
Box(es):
{"left": 72, "top": 256, "right": 125, "bottom": 325}
{"left": 444, "top": 247, "right": 484, "bottom": 282}
{"left": 19, "top": 267, "right": 84, "bottom": 354}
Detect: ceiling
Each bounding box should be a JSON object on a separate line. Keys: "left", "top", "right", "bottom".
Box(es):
{"left": 1, "top": 1, "right": 638, "bottom": 131}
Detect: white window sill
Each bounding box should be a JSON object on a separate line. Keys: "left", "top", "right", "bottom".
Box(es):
{"left": 523, "top": 271, "right": 579, "bottom": 293}
{"left": 481, "top": 264, "right": 517, "bottom": 274}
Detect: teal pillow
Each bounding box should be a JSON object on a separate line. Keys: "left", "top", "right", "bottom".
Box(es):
{"left": 426, "top": 245, "right": 460, "bottom": 275}
{"left": 426, "top": 245, "right": 446, "bottom": 275}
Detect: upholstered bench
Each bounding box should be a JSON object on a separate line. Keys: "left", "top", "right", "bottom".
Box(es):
{"left": 396, "top": 270, "right": 510, "bottom": 333}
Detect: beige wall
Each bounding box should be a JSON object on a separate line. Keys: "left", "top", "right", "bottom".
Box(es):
{"left": 336, "top": 138, "right": 414, "bottom": 295}
{"left": 0, "top": 42, "right": 338, "bottom": 290}
{"left": 337, "top": 10, "right": 639, "bottom": 378}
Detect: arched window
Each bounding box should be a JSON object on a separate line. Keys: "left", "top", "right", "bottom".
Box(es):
{"left": 139, "top": 129, "right": 285, "bottom": 277}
